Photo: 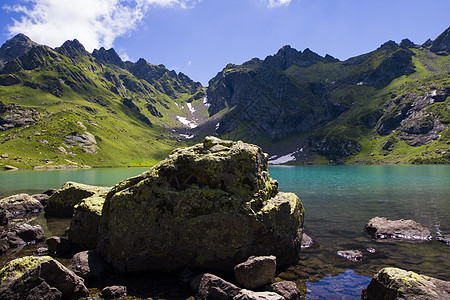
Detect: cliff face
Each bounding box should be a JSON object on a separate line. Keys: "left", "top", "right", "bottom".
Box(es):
{"left": 205, "top": 28, "right": 450, "bottom": 164}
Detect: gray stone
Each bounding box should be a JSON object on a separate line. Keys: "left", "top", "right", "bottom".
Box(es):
{"left": 267, "top": 281, "right": 301, "bottom": 300}
{"left": 336, "top": 250, "right": 364, "bottom": 261}
{"left": 68, "top": 250, "right": 105, "bottom": 280}
{"left": 234, "top": 289, "right": 284, "bottom": 300}
{"left": 234, "top": 256, "right": 277, "bottom": 289}
{"left": 365, "top": 217, "right": 432, "bottom": 241}
{"left": 100, "top": 285, "right": 127, "bottom": 299}
{"left": 191, "top": 273, "right": 241, "bottom": 300}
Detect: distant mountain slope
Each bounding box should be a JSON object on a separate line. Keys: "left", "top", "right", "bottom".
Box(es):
{"left": 0, "top": 27, "right": 449, "bottom": 169}
{"left": 0, "top": 34, "right": 207, "bottom": 169}
{"left": 204, "top": 27, "right": 450, "bottom": 164}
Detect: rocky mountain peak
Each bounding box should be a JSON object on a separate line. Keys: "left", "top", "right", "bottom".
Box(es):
{"left": 56, "top": 39, "right": 88, "bottom": 58}
{"left": 0, "top": 33, "right": 37, "bottom": 68}
{"left": 430, "top": 26, "right": 450, "bottom": 54}
{"left": 379, "top": 40, "right": 398, "bottom": 51}
{"left": 399, "top": 38, "right": 416, "bottom": 49}
{"left": 266, "top": 45, "right": 325, "bottom": 70}
{"left": 92, "top": 47, "right": 124, "bottom": 67}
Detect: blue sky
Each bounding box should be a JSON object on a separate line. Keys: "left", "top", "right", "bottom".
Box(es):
{"left": 0, "top": 0, "right": 449, "bottom": 86}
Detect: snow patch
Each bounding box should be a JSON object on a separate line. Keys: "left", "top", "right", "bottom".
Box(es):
{"left": 187, "top": 102, "right": 195, "bottom": 113}
{"left": 215, "top": 122, "right": 220, "bottom": 130}
{"left": 180, "top": 134, "right": 195, "bottom": 139}
{"left": 203, "top": 96, "right": 210, "bottom": 108}
{"left": 269, "top": 152, "right": 296, "bottom": 165}
{"left": 176, "top": 116, "right": 197, "bottom": 128}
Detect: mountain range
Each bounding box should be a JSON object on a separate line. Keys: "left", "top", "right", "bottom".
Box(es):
{"left": 0, "top": 27, "right": 449, "bottom": 169}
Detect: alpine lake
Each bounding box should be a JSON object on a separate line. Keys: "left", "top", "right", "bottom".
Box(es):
{"left": 0, "top": 165, "right": 449, "bottom": 299}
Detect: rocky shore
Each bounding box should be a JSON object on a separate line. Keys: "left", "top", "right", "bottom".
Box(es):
{"left": 0, "top": 137, "right": 448, "bottom": 299}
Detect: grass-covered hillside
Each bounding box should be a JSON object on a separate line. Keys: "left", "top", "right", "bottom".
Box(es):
{"left": 205, "top": 27, "right": 450, "bottom": 164}
{"left": 0, "top": 35, "right": 207, "bottom": 169}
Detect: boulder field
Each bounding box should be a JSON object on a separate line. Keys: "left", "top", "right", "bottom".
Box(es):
{"left": 97, "top": 136, "right": 305, "bottom": 272}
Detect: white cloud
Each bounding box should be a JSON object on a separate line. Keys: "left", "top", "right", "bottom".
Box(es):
{"left": 3, "top": 0, "right": 201, "bottom": 51}
{"left": 266, "top": 0, "right": 292, "bottom": 8}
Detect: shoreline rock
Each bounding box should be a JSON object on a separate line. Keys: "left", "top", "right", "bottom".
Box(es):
{"left": 98, "top": 137, "right": 305, "bottom": 273}
{"left": 362, "top": 267, "right": 450, "bottom": 300}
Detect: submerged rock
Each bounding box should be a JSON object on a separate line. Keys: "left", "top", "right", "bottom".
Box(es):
{"left": 336, "top": 250, "right": 364, "bottom": 262}
{"left": 0, "top": 223, "right": 45, "bottom": 254}
{"left": 234, "top": 256, "right": 276, "bottom": 289}
{"left": 0, "top": 256, "right": 89, "bottom": 300}
{"left": 98, "top": 136, "right": 304, "bottom": 272}
{"left": 45, "top": 181, "right": 110, "bottom": 217}
{"left": 361, "top": 267, "right": 450, "bottom": 300}
{"left": 365, "top": 217, "right": 432, "bottom": 241}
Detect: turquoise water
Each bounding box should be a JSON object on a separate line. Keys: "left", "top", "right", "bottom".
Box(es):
{"left": 0, "top": 165, "right": 449, "bottom": 299}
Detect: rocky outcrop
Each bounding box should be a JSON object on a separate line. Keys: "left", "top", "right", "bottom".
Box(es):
{"left": 68, "top": 194, "right": 105, "bottom": 249}
{"left": 234, "top": 256, "right": 276, "bottom": 289}
{"left": 365, "top": 217, "right": 432, "bottom": 241}
{"left": 98, "top": 137, "right": 304, "bottom": 272}
{"left": 0, "top": 34, "right": 37, "bottom": 68}
{"left": 0, "top": 105, "right": 42, "bottom": 131}
{"left": 0, "top": 193, "right": 44, "bottom": 218}
{"left": 45, "top": 181, "right": 110, "bottom": 217}
{"left": 0, "top": 256, "right": 89, "bottom": 300}
{"left": 0, "top": 224, "right": 45, "bottom": 253}
{"left": 0, "top": 74, "right": 21, "bottom": 86}
{"left": 361, "top": 267, "right": 450, "bottom": 300}
{"left": 376, "top": 91, "right": 448, "bottom": 146}
{"left": 92, "top": 47, "right": 125, "bottom": 68}
{"left": 430, "top": 26, "right": 450, "bottom": 54}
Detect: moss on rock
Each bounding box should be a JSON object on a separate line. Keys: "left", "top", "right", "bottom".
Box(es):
{"left": 46, "top": 181, "right": 110, "bottom": 217}
{"left": 98, "top": 137, "right": 304, "bottom": 272}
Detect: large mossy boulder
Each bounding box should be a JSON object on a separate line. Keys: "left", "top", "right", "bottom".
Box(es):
{"left": 45, "top": 181, "right": 110, "bottom": 217}
{"left": 98, "top": 136, "right": 304, "bottom": 272}
{"left": 68, "top": 195, "right": 105, "bottom": 249}
{"left": 362, "top": 267, "right": 450, "bottom": 299}
{"left": 0, "top": 256, "right": 89, "bottom": 300}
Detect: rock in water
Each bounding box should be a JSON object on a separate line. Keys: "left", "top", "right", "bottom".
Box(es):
{"left": 98, "top": 136, "right": 304, "bottom": 272}
{"left": 45, "top": 181, "right": 110, "bottom": 217}
{"left": 0, "top": 256, "right": 89, "bottom": 300}
{"left": 361, "top": 267, "right": 450, "bottom": 300}
{"left": 365, "top": 217, "right": 432, "bottom": 241}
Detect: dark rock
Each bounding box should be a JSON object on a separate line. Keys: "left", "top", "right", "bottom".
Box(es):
{"left": 336, "top": 250, "right": 364, "bottom": 261}
{"left": 0, "top": 206, "right": 8, "bottom": 226}
{"left": 32, "top": 193, "right": 50, "bottom": 206}
{"left": 0, "top": 74, "right": 22, "bottom": 86}
{"left": 365, "top": 217, "right": 432, "bottom": 241}
{"left": 191, "top": 273, "right": 241, "bottom": 300}
{"left": 234, "top": 256, "right": 277, "bottom": 289}
{"left": 0, "top": 33, "right": 36, "bottom": 66}
{"left": 11, "top": 223, "right": 45, "bottom": 244}
{"left": 98, "top": 137, "right": 304, "bottom": 273}
{"left": 0, "top": 256, "right": 89, "bottom": 300}
{"left": 46, "top": 236, "right": 74, "bottom": 257}
{"left": 68, "top": 250, "right": 105, "bottom": 280}
{"left": 430, "top": 26, "right": 450, "bottom": 54}
{"left": 361, "top": 267, "right": 450, "bottom": 300}
{"left": 92, "top": 47, "right": 125, "bottom": 68}
{"left": 147, "top": 103, "right": 163, "bottom": 118}
{"left": 100, "top": 285, "right": 128, "bottom": 299}
{"left": 55, "top": 39, "right": 88, "bottom": 58}
{"left": 435, "top": 236, "right": 450, "bottom": 245}
{"left": 0, "top": 193, "right": 44, "bottom": 217}
{"left": 68, "top": 195, "right": 105, "bottom": 249}
{"left": 45, "top": 181, "right": 110, "bottom": 217}
{"left": 267, "top": 281, "right": 302, "bottom": 300}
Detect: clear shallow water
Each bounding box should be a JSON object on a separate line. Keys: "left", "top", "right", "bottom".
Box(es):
{"left": 0, "top": 165, "right": 449, "bottom": 299}
{"left": 269, "top": 165, "right": 450, "bottom": 299}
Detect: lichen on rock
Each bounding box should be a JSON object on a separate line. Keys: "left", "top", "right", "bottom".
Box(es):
{"left": 98, "top": 136, "right": 304, "bottom": 272}
{"left": 45, "top": 181, "right": 110, "bottom": 217}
